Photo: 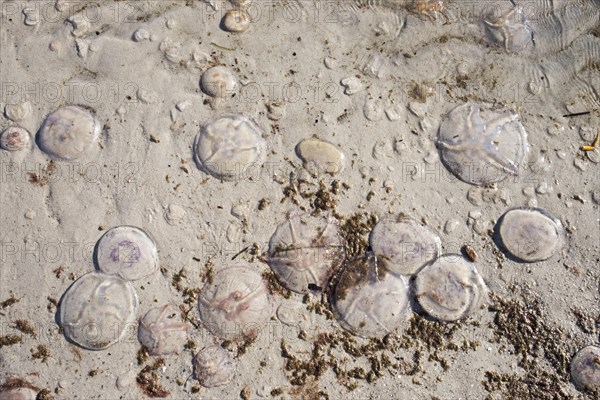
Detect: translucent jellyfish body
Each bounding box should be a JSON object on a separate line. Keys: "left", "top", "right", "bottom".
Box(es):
{"left": 200, "top": 66, "right": 238, "bottom": 98}
{"left": 0, "top": 126, "right": 30, "bottom": 151}
{"left": 437, "top": 103, "right": 528, "bottom": 186}
{"left": 332, "top": 253, "right": 411, "bottom": 338}
{"left": 482, "top": 6, "right": 533, "bottom": 53}
{"left": 37, "top": 105, "right": 100, "bottom": 160}
{"left": 59, "top": 272, "right": 138, "bottom": 350}
{"left": 496, "top": 208, "right": 563, "bottom": 262}
{"left": 267, "top": 212, "right": 345, "bottom": 293}
{"left": 198, "top": 266, "right": 273, "bottom": 341}
{"left": 193, "top": 114, "right": 267, "bottom": 181}
{"left": 414, "top": 254, "right": 488, "bottom": 322}
{"left": 369, "top": 216, "right": 441, "bottom": 276}
{"left": 193, "top": 345, "right": 237, "bottom": 388}
{"left": 138, "top": 304, "right": 189, "bottom": 356}
{"left": 571, "top": 345, "right": 600, "bottom": 393}
{"left": 95, "top": 226, "right": 158, "bottom": 281}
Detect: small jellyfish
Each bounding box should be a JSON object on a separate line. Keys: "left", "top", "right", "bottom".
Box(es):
{"left": 37, "top": 105, "right": 100, "bottom": 160}
{"left": 200, "top": 66, "right": 238, "bottom": 98}
{"left": 193, "top": 113, "right": 267, "bottom": 181}
{"left": 95, "top": 226, "right": 159, "bottom": 281}
{"left": 332, "top": 253, "right": 411, "bottom": 338}
{"left": 138, "top": 304, "right": 189, "bottom": 356}
{"left": 0, "top": 126, "right": 31, "bottom": 151}
{"left": 414, "top": 254, "right": 488, "bottom": 322}
{"left": 59, "top": 272, "right": 138, "bottom": 350}
{"left": 437, "top": 103, "right": 528, "bottom": 186}
{"left": 198, "top": 266, "right": 273, "bottom": 341}
{"left": 193, "top": 345, "right": 237, "bottom": 388}
{"left": 267, "top": 212, "right": 345, "bottom": 294}
{"left": 369, "top": 215, "right": 441, "bottom": 276}
{"left": 222, "top": 9, "right": 251, "bottom": 33}
{"left": 495, "top": 208, "right": 563, "bottom": 262}
{"left": 0, "top": 387, "right": 37, "bottom": 400}
{"left": 482, "top": 6, "right": 533, "bottom": 53}
{"left": 571, "top": 345, "right": 600, "bottom": 393}
{"left": 295, "top": 138, "right": 345, "bottom": 176}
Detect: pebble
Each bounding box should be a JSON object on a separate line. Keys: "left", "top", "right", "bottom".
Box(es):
{"left": 363, "top": 99, "right": 384, "bottom": 121}
{"left": 49, "top": 40, "right": 61, "bottom": 52}
{"left": 556, "top": 150, "right": 567, "bottom": 160}
{"left": 24, "top": 210, "right": 36, "bottom": 220}
{"left": 176, "top": 100, "right": 191, "bottom": 112}
{"left": 69, "top": 14, "right": 90, "bottom": 37}
{"left": 166, "top": 19, "right": 176, "bottom": 29}
{"left": 469, "top": 210, "right": 482, "bottom": 220}
{"left": 574, "top": 158, "right": 586, "bottom": 171}
{"left": 222, "top": 9, "right": 251, "bottom": 32}
{"left": 22, "top": 7, "right": 39, "bottom": 26}
{"left": 535, "top": 182, "right": 551, "bottom": 195}
{"left": 296, "top": 138, "right": 345, "bottom": 176}
{"left": 136, "top": 88, "right": 159, "bottom": 104}
{"left": 444, "top": 219, "right": 460, "bottom": 234}
{"left": 340, "top": 77, "right": 363, "bottom": 95}
{"left": 592, "top": 190, "right": 600, "bottom": 205}
{"left": 546, "top": 123, "right": 565, "bottom": 136}
{"left": 201, "top": 66, "right": 238, "bottom": 98}
{"left": 324, "top": 57, "right": 338, "bottom": 69}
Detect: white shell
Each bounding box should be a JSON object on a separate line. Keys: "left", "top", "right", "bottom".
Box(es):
{"left": 369, "top": 216, "right": 441, "bottom": 276}
{"left": 193, "top": 345, "right": 237, "bottom": 388}
{"left": 414, "top": 254, "right": 488, "bottom": 322}
{"left": 59, "top": 272, "right": 138, "bottom": 350}
{"left": 193, "top": 114, "right": 267, "bottom": 181}
{"left": 95, "top": 226, "right": 158, "bottom": 281}
{"left": 332, "top": 253, "right": 411, "bottom": 338}
{"left": 37, "top": 105, "right": 100, "bottom": 160}
{"left": 0, "top": 388, "right": 37, "bottom": 400}
{"left": 222, "top": 9, "right": 251, "bottom": 33}
{"left": 200, "top": 66, "right": 238, "bottom": 98}
{"left": 0, "top": 126, "right": 31, "bottom": 151}
{"left": 138, "top": 304, "right": 188, "bottom": 356}
{"left": 295, "top": 138, "right": 345, "bottom": 176}
{"left": 198, "top": 266, "right": 273, "bottom": 341}
{"left": 571, "top": 345, "right": 600, "bottom": 392}
{"left": 497, "top": 208, "right": 563, "bottom": 262}
{"left": 268, "top": 212, "right": 345, "bottom": 293}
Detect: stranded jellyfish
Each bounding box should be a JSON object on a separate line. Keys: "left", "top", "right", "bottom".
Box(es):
{"left": 437, "top": 103, "right": 528, "bottom": 185}
{"left": 0, "top": 126, "right": 31, "bottom": 151}
{"left": 138, "top": 304, "right": 189, "bottom": 356}
{"left": 198, "top": 266, "right": 273, "bottom": 341}
{"left": 193, "top": 114, "right": 267, "bottom": 181}
{"left": 37, "top": 105, "right": 100, "bottom": 160}
{"left": 332, "top": 253, "right": 411, "bottom": 338}
{"left": 193, "top": 345, "right": 237, "bottom": 388}
{"left": 95, "top": 226, "right": 159, "bottom": 281}
{"left": 571, "top": 345, "right": 600, "bottom": 393}
{"left": 496, "top": 208, "right": 564, "bottom": 262}
{"left": 59, "top": 272, "right": 138, "bottom": 350}
{"left": 200, "top": 66, "right": 238, "bottom": 98}
{"left": 267, "top": 212, "right": 345, "bottom": 293}
{"left": 369, "top": 215, "right": 441, "bottom": 276}
{"left": 414, "top": 254, "right": 488, "bottom": 322}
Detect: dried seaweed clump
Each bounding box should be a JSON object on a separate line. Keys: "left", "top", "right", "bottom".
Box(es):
{"left": 137, "top": 358, "right": 170, "bottom": 398}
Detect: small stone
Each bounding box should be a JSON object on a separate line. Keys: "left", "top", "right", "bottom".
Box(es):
{"left": 546, "top": 124, "right": 564, "bottom": 136}
{"left": 469, "top": 210, "right": 482, "bottom": 220}
{"left": 556, "top": 150, "right": 567, "bottom": 160}
{"left": 23, "top": 7, "right": 39, "bottom": 26}
{"left": 266, "top": 101, "right": 285, "bottom": 121}
{"left": 24, "top": 210, "right": 36, "bottom": 220}
{"left": 296, "top": 138, "right": 345, "bottom": 176}
{"left": 49, "top": 41, "right": 61, "bottom": 52}
{"left": 75, "top": 38, "right": 89, "bottom": 58}
{"left": 69, "top": 14, "right": 90, "bottom": 37}
{"left": 535, "top": 182, "right": 551, "bottom": 195}
{"left": 133, "top": 28, "right": 150, "bottom": 42}
{"left": 574, "top": 158, "right": 586, "bottom": 171}
{"left": 444, "top": 219, "right": 460, "bottom": 234}
{"left": 408, "top": 101, "right": 426, "bottom": 118}
{"left": 166, "top": 19, "right": 176, "bottom": 29}
{"left": 363, "top": 99, "right": 384, "bottom": 121}
{"left": 89, "top": 42, "right": 100, "bottom": 52}
{"left": 176, "top": 101, "right": 191, "bottom": 112}
{"left": 586, "top": 150, "right": 600, "bottom": 164}
{"left": 340, "top": 77, "right": 363, "bottom": 95}
{"left": 527, "top": 197, "right": 538, "bottom": 207}
{"left": 222, "top": 9, "right": 251, "bottom": 32}
{"left": 137, "top": 88, "right": 159, "bottom": 104}
{"left": 522, "top": 186, "right": 535, "bottom": 197}
{"left": 58, "top": 380, "right": 68, "bottom": 389}
{"left": 324, "top": 57, "right": 338, "bottom": 69}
